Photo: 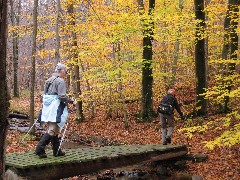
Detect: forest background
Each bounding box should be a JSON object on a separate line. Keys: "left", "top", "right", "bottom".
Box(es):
{"left": 0, "top": 0, "right": 239, "bottom": 179}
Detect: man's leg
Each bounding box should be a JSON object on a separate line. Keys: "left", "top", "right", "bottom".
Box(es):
{"left": 35, "top": 133, "right": 52, "bottom": 158}
{"left": 47, "top": 122, "right": 59, "bottom": 136}
{"left": 51, "top": 135, "right": 65, "bottom": 156}
{"left": 35, "top": 122, "right": 60, "bottom": 158}
{"left": 48, "top": 122, "right": 65, "bottom": 157}
{"left": 160, "top": 113, "right": 167, "bottom": 145}
{"left": 166, "top": 114, "right": 175, "bottom": 144}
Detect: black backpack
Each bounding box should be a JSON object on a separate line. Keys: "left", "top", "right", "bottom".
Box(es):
{"left": 157, "top": 95, "right": 174, "bottom": 115}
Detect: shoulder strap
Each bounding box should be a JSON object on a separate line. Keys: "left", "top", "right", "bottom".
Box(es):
{"left": 45, "top": 76, "right": 58, "bottom": 94}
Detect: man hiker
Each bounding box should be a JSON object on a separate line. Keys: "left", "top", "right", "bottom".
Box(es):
{"left": 158, "top": 88, "right": 184, "bottom": 145}
{"left": 35, "top": 63, "right": 74, "bottom": 158}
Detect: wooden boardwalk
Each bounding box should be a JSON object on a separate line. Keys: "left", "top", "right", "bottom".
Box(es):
{"left": 6, "top": 144, "right": 187, "bottom": 180}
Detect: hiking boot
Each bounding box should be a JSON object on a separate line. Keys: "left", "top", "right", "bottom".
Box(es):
{"left": 35, "top": 133, "right": 52, "bottom": 158}
{"left": 54, "top": 149, "right": 65, "bottom": 157}
{"left": 162, "top": 141, "right": 167, "bottom": 145}
{"left": 166, "top": 136, "right": 171, "bottom": 144}
{"left": 38, "top": 153, "right": 47, "bottom": 158}
{"left": 51, "top": 135, "right": 65, "bottom": 157}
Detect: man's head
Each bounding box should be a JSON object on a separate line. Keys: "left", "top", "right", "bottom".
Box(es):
{"left": 55, "top": 63, "right": 68, "bottom": 78}
{"left": 168, "top": 88, "right": 177, "bottom": 95}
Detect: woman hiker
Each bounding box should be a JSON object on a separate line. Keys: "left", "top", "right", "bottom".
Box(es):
{"left": 35, "top": 63, "right": 74, "bottom": 158}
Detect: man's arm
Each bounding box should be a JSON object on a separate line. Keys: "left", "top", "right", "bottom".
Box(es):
{"left": 174, "top": 97, "right": 183, "bottom": 117}
{"left": 57, "top": 79, "right": 72, "bottom": 103}
{"left": 43, "top": 82, "right": 48, "bottom": 94}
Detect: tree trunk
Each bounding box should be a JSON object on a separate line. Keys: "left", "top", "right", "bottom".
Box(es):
{"left": 9, "top": 0, "right": 21, "bottom": 97}
{"left": 194, "top": 0, "right": 207, "bottom": 116}
{"left": 80, "top": 64, "right": 95, "bottom": 119}
{"left": 162, "top": 0, "right": 169, "bottom": 90}
{"left": 220, "top": 0, "right": 240, "bottom": 113}
{"left": 0, "top": 0, "right": 9, "bottom": 178}
{"left": 106, "top": 84, "right": 113, "bottom": 119}
{"left": 30, "top": 0, "right": 38, "bottom": 133}
{"left": 139, "top": 0, "right": 155, "bottom": 122}
{"left": 68, "top": 2, "right": 84, "bottom": 122}
{"left": 54, "top": 0, "right": 61, "bottom": 65}
{"left": 205, "top": 0, "right": 210, "bottom": 109}
{"left": 118, "top": 69, "right": 128, "bottom": 127}
{"left": 114, "top": 42, "right": 128, "bottom": 127}
{"left": 73, "top": 64, "right": 84, "bottom": 122}
{"left": 171, "top": 0, "right": 183, "bottom": 87}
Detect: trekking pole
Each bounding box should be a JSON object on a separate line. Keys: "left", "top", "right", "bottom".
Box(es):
{"left": 19, "top": 119, "right": 38, "bottom": 144}
{"left": 57, "top": 122, "right": 68, "bottom": 155}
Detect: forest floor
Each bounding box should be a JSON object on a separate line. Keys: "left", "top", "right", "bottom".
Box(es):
{"left": 6, "top": 94, "right": 240, "bottom": 180}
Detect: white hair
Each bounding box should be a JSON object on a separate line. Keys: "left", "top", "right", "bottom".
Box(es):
{"left": 55, "top": 63, "right": 67, "bottom": 73}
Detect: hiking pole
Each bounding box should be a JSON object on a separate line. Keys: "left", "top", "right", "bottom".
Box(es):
{"left": 19, "top": 119, "right": 38, "bottom": 144}
{"left": 57, "top": 122, "right": 68, "bottom": 155}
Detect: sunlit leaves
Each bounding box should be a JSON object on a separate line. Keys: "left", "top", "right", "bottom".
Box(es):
{"left": 205, "top": 124, "right": 240, "bottom": 149}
